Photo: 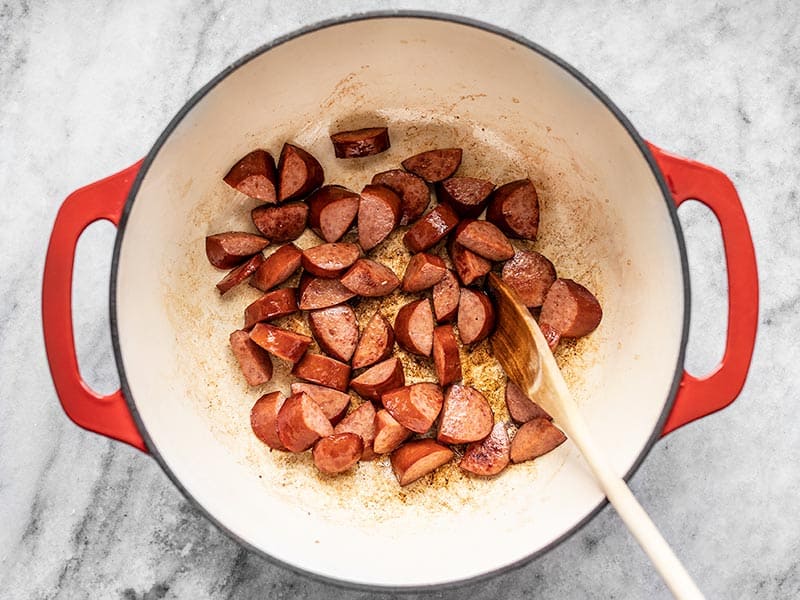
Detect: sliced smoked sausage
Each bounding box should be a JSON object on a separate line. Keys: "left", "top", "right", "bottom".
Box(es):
{"left": 298, "top": 274, "right": 355, "bottom": 310}
{"left": 401, "top": 148, "right": 462, "bottom": 182}
{"left": 206, "top": 232, "right": 268, "bottom": 269}
{"left": 436, "top": 176, "right": 494, "bottom": 218}
{"left": 251, "top": 202, "right": 308, "bottom": 243}
{"left": 449, "top": 240, "right": 491, "bottom": 286}
{"left": 432, "top": 269, "right": 460, "bottom": 323}
{"left": 312, "top": 433, "right": 364, "bottom": 474}
{"left": 403, "top": 203, "right": 460, "bottom": 253}
{"left": 358, "top": 184, "right": 401, "bottom": 251}
{"left": 510, "top": 417, "right": 566, "bottom": 463}
{"left": 373, "top": 409, "right": 412, "bottom": 454}
{"left": 276, "top": 391, "right": 334, "bottom": 452}
{"left": 349, "top": 357, "right": 405, "bottom": 401}
{"left": 243, "top": 287, "right": 298, "bottom": 329}
{"left": 501, "top": 250, "right": 556, "bottom": 307}
{"left": 459, "top": 422, "right": 510, "bottom": 477}
{"left": 277, "top": 143, "right": 324, "bottom": 202}
{"left": 454, "top": 219, "right": 515, "bottom": 262}
{"left": 229, "top": 330, "right": 273, "bottom": 386}
{"left": 437, "top": 384, "right": 494, "bottom": 444}
{"left": 390, "top": 439, "right": 454, "bottom": 486}
{"left": 301, "top": 242, "right": 360, "bottom": 278}
{"left": 223, "top": 149, "right": 277, "bottom": 203}
{"left": 382, "top": 383, "right": 443, "bottom": 434}
{"left": 486, "top": 178, "right": 539, "bottom": 240}
{"left": 249, "top": 323, "right": 312, "bottom": 363}
{"left": 250, "top": 243, "right": 302, "bottom": 292}
{"left": 308, "top": 304, "right": 359, "bottom": 363}
{"left": 352, "top": 311, "right": 395, "bottom": 369}
{"left": 432, "top": 324, "right": 462, "bottom": 386}
{"left": 505, "top": 380, "right": 551, "bottom": 423}
{"left": 216, "top": 253, "right": 264, "bottom": 295}
{"left": 307, "top": 185, "right": 360, "bottom": 242}
{"left": 402, "top": 252, "right": 447, "bottom": 292}
{"left": 457, "top": 288, "right": 495, "bottom": 345}
{"left": 330, "top": 127, "right": 390, "bottom": 158}
{"left": 291, "top": 353, "right": 351, "bottom": 391}
{"left": 340, "top": 259, "right": 400, "bottom": 297}
{"left": 372, "top": 169, "right": 430, "bottom": 225}
{"left": 538, "top": 278, "right": 602, "bottom": 345}
{"left": 291, "top": 382, "right": 351, "bottom": 425}
{"left": 334, "top": 401, "right": 377, "bottom": 460}
{"left": 394, "top": 298, "right": 434, "bottom": 357}
{"left": 250, "top": 391, "right": 286, "bottom": 450}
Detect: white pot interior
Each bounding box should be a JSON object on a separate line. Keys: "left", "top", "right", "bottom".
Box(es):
{"left": 114, "top": 16, "right": 685, "bottom": 588}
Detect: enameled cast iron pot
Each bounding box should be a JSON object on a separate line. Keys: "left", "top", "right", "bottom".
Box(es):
{"left": 42, "top": 13, "right": 758, "bottom": 591}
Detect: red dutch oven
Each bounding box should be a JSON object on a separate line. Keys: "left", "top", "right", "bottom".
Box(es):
{"left": 42, "top": 13, "right": 757, "bottom": 591}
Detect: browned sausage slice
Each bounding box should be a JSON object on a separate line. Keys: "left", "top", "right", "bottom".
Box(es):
{"left": 351, "top": 311, "right": 395, "bottom": 369}
{"left": 291, "top": 382, "right": 351, "bottom": 425}
{"left": 486, "top": 179, "right": 539, "bottom": 240}
{"left": 349, "top": 357, "right": 405, "bottom": 401}
{"left": 401, "top": 148, "right": 463, "bottom": 183}
{"left": 249, "top": 323, "right": 312, "bottom": 363}
{"left": 459, "top": 422, "right": 510, "bottom": 476}
{"left": 391, "top": 439, "right": 454, "bottom": 486}
{"left": 358, "top": 184, "right": 401, "bottom": 251}
{"left": 457, "top": 289, "right": 495, "bottom": 345}
{"left": 308, "top": 304, "right": 359, "bottom": 362}
{"left": 394, "top": 298, "right": 434, "bottom": 356}
{"left": 454, "top": 219, "right": 515, "bottom": 261}
{"left": 243, "top": 287, "right": 299, "bottom": 329}
{"left": 501, "top": 250, "right": 557, "bottom": 307}
{"left": 334, "top": 401, "right": 377, "bottom": 460}
{"left": 432, "top": 269, "right": 460, "bottom": 323}
{"left": 276, "top": 391, "right": 334, "bottom": 452}
{"left": 313, "top": 433, "right": 364, "bottom": 474}
{"left": 251, "top": 202, "right": 308, "bottom": 243}
{"left": 206, "top": 232, "right": 268, "bottom": 269}
{"left": 505, "top": 380, "right": 551, "bottom": 423}
{"left": 250, "top": 391, "right": 286, "bottom": 450}
{"left": 436, "top": 177, "right": 494, "bottom": 218}
{"left": 291, "top": 353, "right": 351, "bottom": 391}
{"left": 330, "top": 126, "right": 390, "bottom": 158}
{"left": 539, "top": 322, "right": 561, "bottom": 351}
{"left": 449, "top": 241, "right": 491, "bottom": 286}
{"left": 539, "top": 278, "right": 602, "bottom": 339}
{"left": 216, "top": 253, "right": 264, "bottom": 295}
{"left": 401, "top": 252, "right": 447, "bottom": 292}
{"left": 510, "top": 417, "right": 567, "bottom": 463}
{"left": 437, "top": 384, "right": 494, "bottom": 444}
{"left": 297, "top": 274, "right": 356, "bottom": 310}
{"left": 250, "top": 243, "right": 302, "bottom": 292}
{"left": 277, "top": 143, "right": 324, "bottom": 202}
{"left": 301, "top": 242, "right": 360, "bottom": 278}
{"left": 373, "top": 409, "right": 412, "bottom": 454}
{"left": 371, "top": 169, "right": 430, "bottom": 224}
{"left": 229, "top": 330, "right": 273, "bottom": 386}
{"left": 382, "top": 383, "right": 443, "bottom": 434}
{"left": 307, "top": 185, "right": 360, "bottom": 242}
{"left": 223, "top": 149, "right": 277, "bottom": 203}
{"left": 432, "top": 325, "right": 462, "bottom": 386}
{"left": 340, "top": 259, "right": 400, "bottom": 297}
{"left": 403, "top": 204, "right": 459, "bottom": 253}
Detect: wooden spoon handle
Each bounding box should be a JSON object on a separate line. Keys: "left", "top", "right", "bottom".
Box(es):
{"left": 564, "top": 414, "right": 704, "bottom": 600}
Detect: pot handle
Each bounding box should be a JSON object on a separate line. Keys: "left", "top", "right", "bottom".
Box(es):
{"left": 647, "top": 143, "right": 759, "bottom": 436}
{"left": 42, "top": 161, "right": 147, "bottom": 452}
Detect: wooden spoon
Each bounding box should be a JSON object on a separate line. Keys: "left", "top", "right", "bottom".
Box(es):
{"left": 487, "top": 273, "right": 703, "bottom": 599}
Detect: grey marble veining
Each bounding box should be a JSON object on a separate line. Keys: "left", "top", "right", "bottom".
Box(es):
{"left": 0, "top": 0, "right": 797, "bottom": 598}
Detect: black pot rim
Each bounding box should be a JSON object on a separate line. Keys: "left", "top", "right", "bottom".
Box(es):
{"left": 109, "top": 10, "right": 690, "bottom": 594}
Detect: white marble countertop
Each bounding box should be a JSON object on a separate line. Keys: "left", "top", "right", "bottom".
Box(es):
{"left": 1, "top": 1, "right": 796, "bottom": 598}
